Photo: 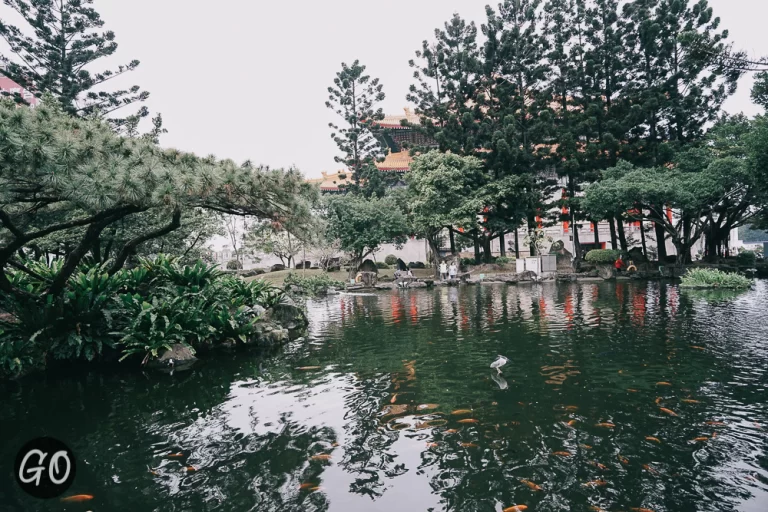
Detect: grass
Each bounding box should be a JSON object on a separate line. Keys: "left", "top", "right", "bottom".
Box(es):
{"left": 680, "top": 268, "right": 752, "bottom": 289}
{"left": 249, "top": 268, "right": 437, "bottom": 287}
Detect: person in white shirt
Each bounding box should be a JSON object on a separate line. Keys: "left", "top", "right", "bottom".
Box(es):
{"left": 439, "top": 261, "right": 448, "bottom": 280}
{"left": 449, "top": 262, "right": 457, "bottom": 280}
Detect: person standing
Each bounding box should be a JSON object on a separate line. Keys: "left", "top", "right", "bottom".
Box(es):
{"left": 448, "top": 262, "right": 457, "bottom": 280}
{"left": 439, "top": 261, "right": 448, "bottom": 280}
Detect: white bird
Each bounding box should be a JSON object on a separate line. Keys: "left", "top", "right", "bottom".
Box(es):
{"left": 490, "top": 355, "right": 509, "bottom": 374}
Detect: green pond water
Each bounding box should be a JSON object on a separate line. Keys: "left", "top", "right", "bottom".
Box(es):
{"left": 2, "top": 281, "right": 768, "bottom": 512}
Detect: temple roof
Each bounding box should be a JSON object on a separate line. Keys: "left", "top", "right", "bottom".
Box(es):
{"left": 375, "top": 151, "right": 413, "bottom": 172}
{"left": 306, "top": 170, "right": 353, "bottom": 192}
{"left": 374, "top": 107, "right": 422, "bottom": 129}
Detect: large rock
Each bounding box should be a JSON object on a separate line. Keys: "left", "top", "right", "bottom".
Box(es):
{"left": 359, "top": 259, "right": 378, "bottom": 274}
{"left": 148, "top": 343, "right": 197, "bottom": 369}
{"left": 376, "top": 282, "right": 396, "bottom": 290}
{"left": 597, "top": 264, "right": 616, "bottom": 280}
{"left": 269, "top": 263, "right": 286, "bottom": 272}
{"left": 265, "top": 299, "right": 308, "bottom": 338}
{"left": 239, "top": 268, "right": 266, "bottom": 278}
{"left": 409, "top": 281, "right": 428, "bottom": 288}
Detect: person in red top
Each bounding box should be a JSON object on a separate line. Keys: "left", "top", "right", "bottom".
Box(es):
{"left": 614, "top": 256, "right": 626, "bottom": 273}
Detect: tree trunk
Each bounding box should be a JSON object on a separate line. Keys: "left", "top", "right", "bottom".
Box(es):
{"left": 427, "top": 235, "right": 441, "bottom": 278}
{"left": 654, "top": 222, "right": 667, "bottom": 262}
{"left": 616, "top": 216, "right": 628, "bottom": 252}
{"left": 483, "top": 235, "right": 492, "bottom": 263}
{"left": 473, "top": 232, "right": 481, "bottom": 264}
{"left": 499, "top": 233, "right": 506, "bottom": 257}
{"left": 593, "top": 221, "right": 600, "bottom": 247}
{"left": 640, "top": 220, "right": 648, "bottom": 260}
{"left": 608, "top": 217, "right": 618, "bottom": 250}
{"left": 449, "top": 227, "right": 456, "bottom": 255}
{"left": 514, "top": 228, "right": 520, "bottom": 259}
{"left": 682, "top": 216, "right": 693, "bottom": 264}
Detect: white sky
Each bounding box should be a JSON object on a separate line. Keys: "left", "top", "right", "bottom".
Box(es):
{"left": 3, "top": 1, "right": 767, "bottom": 179}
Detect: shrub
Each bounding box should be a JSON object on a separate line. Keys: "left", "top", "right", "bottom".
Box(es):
{"left": 226, "top": 259, "right": 243, "bottom": 270}
{"left": 0, "top": 255, "right": 287, "bottom": 378}
{"left": 283, "top": 272, "right": 346, "bottom": 296}
{"left": 384, "top": 254, "right": 398, "bottom": 266}
{"left": 736, "top": 250, "right": 757, "bottom": 266}
{"left": 585, "top": 249, "right": 622, "bottom": 263}
{"left": 496, "top": 256, "right": 513, "bottom": 264}
{"left": 680, "top": 268, "right": 752, "bottom": 289}
{"left": 461, "top": 257, "right": 475, "bottom": 266}
{"left": 375, "top": 261, "right": 390, "bottom": 269}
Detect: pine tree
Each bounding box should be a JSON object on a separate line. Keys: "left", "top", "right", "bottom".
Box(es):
{"left": 0, "top": 0, "right": 157, "bottom": 134}
{"left": 326, "top": 60, "right": 388, "bottom": 197}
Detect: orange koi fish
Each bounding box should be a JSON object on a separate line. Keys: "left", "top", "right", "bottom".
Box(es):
{"left": 627, "top": 388, "right": 639, "bottom": 393}
{"left": 167, "top": 452, "right": 184, "bottom": 458}
{"left": 618, "top": 455, "right": 629, "bottom": 465}
{"left": 582, "top": 480, "right": 608, "bottom": 487}
{"left": 565, "top": 405, "right": 579, "bottom": 411}
{"left": 417, "top": 404, "right": 439, "bottom": 410}
{"left": 693, "top": 436, "right": 709, "bottom": 442}
{"left": 567, "top": 419, "right": 578, "bottom": 427}
{"left": 458, "top": 418, "right": 479, "bottom": 424}
{"left": 706, "top": 421, "right": 726, "bottom": 426}
{"left": 60, "top": 495, "right": 94, "bottom": 503}
{"left": 503, "top": 505, "right": 528, "bottom": 512}
{"left": 310, "top": 486, "right": 321, "bottom": 491}
{"left": 451, "top": 409, "right": 473, "bottom": 415}
{"left": 296, "top": 366, "right": 322, "bottom": 370}
{"left": 645, "top": 436, "right": 661, "bottom": 443}
{"left": 444, "top": 429, "right": 459, "bottom": 434}
{"left": 185, "top": 466, "right": 197, "bottom": 472}
{"left": 681, "top": 399, "right": 700, "bottom": 404}
{"left": 521, "top": 479, "right": 542, "bottom": 491}
{"left": 390, "top": 393, "right": 398, "bottom": 404}
{"left": 299, "top": 483, "right": 317, "bottom": 490}
{"left": 655, "top": 397, "right": 663, "bottom": 405}
{"left": 659, "top": 407, "right": 678, "bottom": 416}
{"left": 689, "top": 346, "right": 705, "bottom": 350}
{"left": 656, "top": 382, "right": 672, "bottom": 386}
{"left": 426, "top": 442, "right": 438, "bottom": 448}
{"left": 642, "top": 464, "right": 658, "bottom": 475}
{"left": 591, "top": 461, "right": 609, "bottom": 470}
{"left": 553, "top": 451, "right": 572, "bottom": 457}
{"left": 460, "top": 442, "right": 478, "bottom": 448}
{"left": 580, "top": 444, "right": 593, "bottom": 450}
{"left": 310, "top": 454, "right": 332, "bottom": 461}
{"left": 595, "top": 422, "right": 615, "bottom": 428}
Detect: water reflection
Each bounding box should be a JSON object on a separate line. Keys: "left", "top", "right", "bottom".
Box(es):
{"left": 2, "top": 281, "right": 768, "bottom": 511}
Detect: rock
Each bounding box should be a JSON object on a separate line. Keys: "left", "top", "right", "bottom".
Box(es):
{"left": 409, "top": 281, "right": 428, "bottom": 288}
{"left": 249, "top": 304, "right": 267, "bottom": 318}
{"left": 326, "top": 287, "right": 340, "bottom": 295}
{"left": 265, "top": 300, "right": 308, "bottom": 338}
{"left": 516, "top": 270, "right": 537, "bottom": 281}
{"left": 270, "top": 263, "right": 286, "bottom": 272}
{"left": 149, "top": 343, "right": 197, "bottom": 369}
{"left": 376, "top": 282, "right": 396, "bottom": 290}
{"left": 420, "top": 279, "right": 434, "bottom": 287}
{"left": 355, "top": 271, "right": 378, "bottom": 286}
{"left": 359, "top": 259, "right": 378, "bottom": 274}
{"left": 597, "top": 265, "right": 616, "bottom": 280}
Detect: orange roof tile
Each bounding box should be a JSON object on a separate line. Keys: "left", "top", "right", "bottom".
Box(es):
{"left": 376, "top": 151, "right": 413, "bottom": 172}
{"left": 374, "top": 107, "right": 422, "bottom": 129}
{"left": 306, "top": 170, "right": 353, "bottom": 191}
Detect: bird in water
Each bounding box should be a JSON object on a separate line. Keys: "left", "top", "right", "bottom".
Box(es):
{"left": 490, "top": 355, "right": 509, "bottom": 374}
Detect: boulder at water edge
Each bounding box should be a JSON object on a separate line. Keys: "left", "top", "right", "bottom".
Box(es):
{"left": 149, "top": 343, "right": 197, "bottom": 369}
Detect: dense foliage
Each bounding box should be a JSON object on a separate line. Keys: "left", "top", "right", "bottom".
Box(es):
{"left": 680, "top": 268, "right": 752, "bottom": 289}
{"left": 584, "top": 249, "right": 623, "bottom": 263}
{"left": 283, "top": 272, "right": 346, "bottom": 296}
{"left": 0, "top": 256, "right": 285, "bottom": 378}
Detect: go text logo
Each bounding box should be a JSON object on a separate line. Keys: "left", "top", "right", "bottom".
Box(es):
{"left": 14, "top": 437, "right": 77, "bottom": 499}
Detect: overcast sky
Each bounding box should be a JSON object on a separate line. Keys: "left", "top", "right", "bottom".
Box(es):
{"left": 4, "top": 1, "right": 768, "bottom": 179}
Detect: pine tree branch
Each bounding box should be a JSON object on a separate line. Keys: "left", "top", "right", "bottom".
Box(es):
{"left": 108, "top": 208, "right": 181, "bottom": 275}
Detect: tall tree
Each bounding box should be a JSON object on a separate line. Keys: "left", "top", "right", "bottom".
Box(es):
{"left": 326, "top": 60, "right": 388, "bottom": 197}
{"left": 0, "top": 0, "right": 158, "bottom": 134}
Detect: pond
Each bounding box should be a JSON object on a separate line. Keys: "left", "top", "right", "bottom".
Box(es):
{"left": 2, "top": 281, "right": 768, "bottom": 512}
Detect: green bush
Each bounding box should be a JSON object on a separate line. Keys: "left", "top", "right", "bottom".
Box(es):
{"left": 736, "top": 250, "right": 757, "bottom": 266}
{"left": 384, "top": 254, "right": 398, "bottom": 266}
{"left": 585, "top": 249, "right": 622, "bottom": 263}
{"left": 461, "top": 257, "right": 475, "bottom": 266}
{"left": 283, "top": 272, "right": 346, "bottom": 296}
{"left": 495, "top": 256, "right": 514, "bottom": 264}
{"left": 375, "top": 261, "right": 390, "bottom": 269}
{"left": 0, "top": 256, "right": 286, "bottom": 378}
{"left": 680, "top": 268, "right": 752, "bottom": 289}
